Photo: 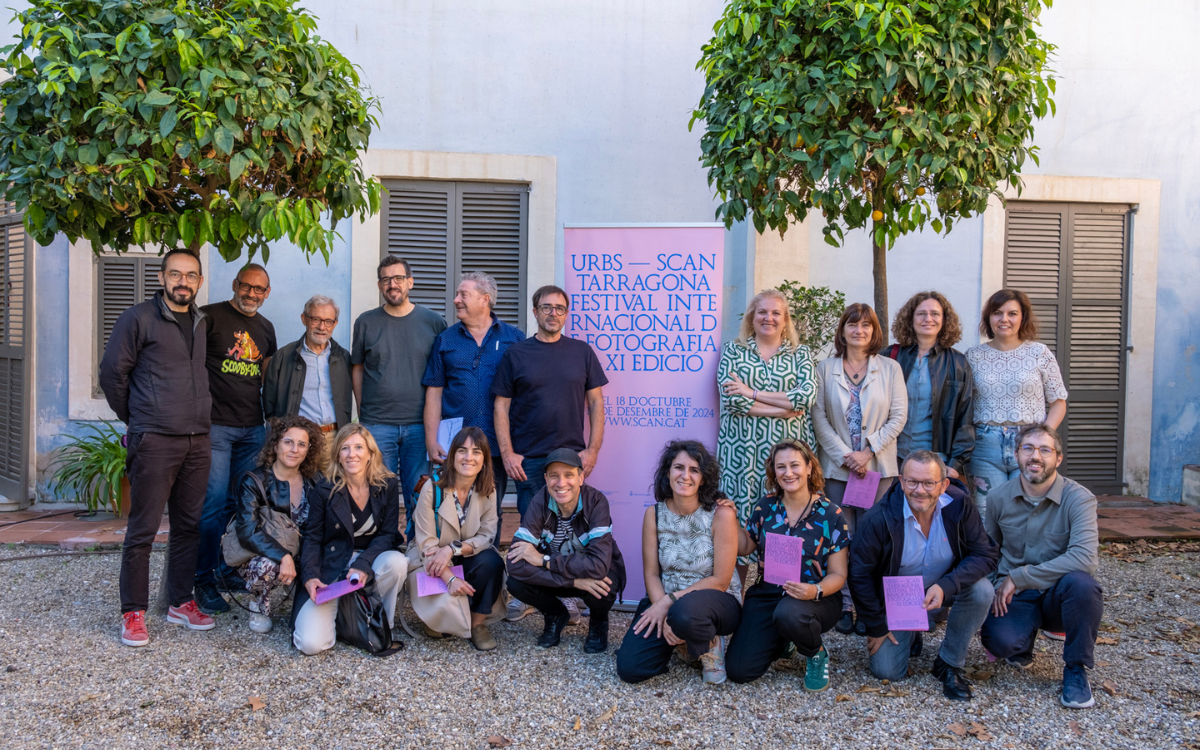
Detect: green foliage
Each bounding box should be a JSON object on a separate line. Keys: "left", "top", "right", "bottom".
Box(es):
{"left": 48, "top": 422, "right": 127, "bottom": 515}
{"left": 777, "top": 280, "right": 845, "bottom": 356}
{"left": 0, "top": 0, "right": 383, "bottom": 262}
{"left": 692, "top": 0, "right": 1055, "bottom": 249}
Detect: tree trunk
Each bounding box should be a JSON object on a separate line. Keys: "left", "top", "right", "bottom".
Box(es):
{"left": 872, "top": 230, "right": 888, "bottom": 344}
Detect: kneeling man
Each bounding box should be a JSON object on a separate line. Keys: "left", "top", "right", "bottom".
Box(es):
{"left": 981, "top": 424, "right": 1103, "bottom": 709}
{"left": 849, "top": 450, "right": 999, "bottom": 700}
{"left": 506, "top": 448, "right": 625, "bottom": 652}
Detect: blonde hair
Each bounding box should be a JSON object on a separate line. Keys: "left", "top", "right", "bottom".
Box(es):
{"left": 737, "top": 289, "right": 799, "bottom": 348}
{"left": 325, "top": 424, "right": 393, "bottom": 492}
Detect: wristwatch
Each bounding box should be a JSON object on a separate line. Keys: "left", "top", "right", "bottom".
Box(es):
{"left": 812, "top": 584, "right": 823, "bottom": 602}
{"left": 450, "top": 540, "right": 463, "bottom": 555}
{"left": 542, "top": 554, "right": 551, "bottom": 568}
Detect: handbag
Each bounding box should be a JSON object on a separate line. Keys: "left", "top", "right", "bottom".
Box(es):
{"left": 335, "top": 581, "right": 405, "bottom": 657}
{"left": 221, "top": 471, "right": 302, "bottom": 567}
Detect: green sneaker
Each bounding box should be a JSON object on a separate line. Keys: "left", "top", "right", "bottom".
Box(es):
{"left": 804, "top": 647, "right": 830, "bottom": 692}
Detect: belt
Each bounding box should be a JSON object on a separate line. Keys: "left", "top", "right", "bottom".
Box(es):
{"left": 320, "top": 423, "right": 337, "bottom": 433}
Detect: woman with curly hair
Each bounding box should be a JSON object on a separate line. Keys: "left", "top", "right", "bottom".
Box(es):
{"left": 617, "top": 440, "right": 741, "bottom": 685}
{"left": 885, "top": 291, "right": 976, "bottom": 479}
{"left": 230, "top": 416, "right": 325, "bottom": 634}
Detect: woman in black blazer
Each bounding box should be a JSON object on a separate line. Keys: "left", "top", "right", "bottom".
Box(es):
{"left": 293, "top": 424, "right": 408, "bottom": 655}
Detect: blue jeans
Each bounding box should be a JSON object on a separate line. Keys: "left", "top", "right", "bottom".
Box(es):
{"left": 969, "top": 424, "right": 1022, "bottom": 518}
{"left": 513, "top": 455, "right": 549, "bottom": 520}
{"left": 869, "top": 577, "right": 995, "bottom": 680}
{"left": 361, "top": 422, "right": 428, "bottom": 541}
{"left": 981, "top": 571, "right": 1104, "bottom": 669}
{"left": 196, "top": 423, "right": 266, "bottom": 586}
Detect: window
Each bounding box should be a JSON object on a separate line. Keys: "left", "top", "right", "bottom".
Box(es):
{"left": 0, "top": 200, "right": 28, "bottom": 502}
{"left": 380, "top": 179, "right": 529, "bottom": 328}
{"left": 93, "top": 255, "right": 162, "bottom": 396}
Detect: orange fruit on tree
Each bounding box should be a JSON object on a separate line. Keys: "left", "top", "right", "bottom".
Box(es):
{"left": 916, "top": 187, "right": 926, "bottom": 196}
{"left": 871, "top": 210, "right": 884, "bottom": 222}
{"left": 806, "top": 144, "right": 818, "bottom": 156}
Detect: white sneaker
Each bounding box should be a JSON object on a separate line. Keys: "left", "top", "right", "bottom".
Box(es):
{"left": 505, "top": 597, "right": 532, "bottom": 622}
{"left": 247, "top": 601, "right": 272, "bottom": 634}
{"left": 563, "top": 597, "right": 582, "bottom": 626}
{"left": 700, "top": 637, "right": 727, "bottom": 685}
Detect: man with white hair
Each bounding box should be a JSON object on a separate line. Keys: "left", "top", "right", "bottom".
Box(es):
{"left": 263, "top": 294, "right": 353, "bottom": 433}
{"left": 422, "top": 272, "right": 525, "bottom": 546}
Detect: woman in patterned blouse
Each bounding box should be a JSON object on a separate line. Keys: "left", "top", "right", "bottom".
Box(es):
{"left": 717, "top": 289, "right": 817, "bottom": 581}
{"left": 617, "top": 440, "right": 741, "bottom": 685}
{"left": 966, "top": 289, "right": 1068, "bottom": 516}
{"left": 724, "top": 439, "right": 850, "bottom": 692}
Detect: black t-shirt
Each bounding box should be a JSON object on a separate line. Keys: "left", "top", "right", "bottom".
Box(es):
{"left": 491, "top": 335, "right": 608, "bottom": 457}
{"left": 200, "top": 301, "right": 277, "bottom": 427}
{"left": 171, "top": 309, "right": 194, "bottom": 355}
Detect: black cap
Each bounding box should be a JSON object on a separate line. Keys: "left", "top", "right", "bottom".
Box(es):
{"left": 544, "top": 448, "right": 584, "bottom": 470}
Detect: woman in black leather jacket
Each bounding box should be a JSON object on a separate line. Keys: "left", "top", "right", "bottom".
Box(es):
{"left": 886, "top": 291, "right": 976, "bottom": 478}
{"left": 293, "top": 423, "right": 408, "bottom": 655}
{"left": 232, "top": 415, "right": 325, "bottom": 634}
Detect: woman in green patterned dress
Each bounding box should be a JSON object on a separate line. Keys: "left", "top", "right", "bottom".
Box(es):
{"left": 717, "top": 289, "right": 817, "bottom": 580}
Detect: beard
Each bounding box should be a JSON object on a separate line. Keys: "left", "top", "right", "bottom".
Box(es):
{"left": 233, "top": 293, "right": 260, "bottom": 314}
{"left": 168, "top": 285, "right": 195, "bottom": 306}
{"left": 1020, "top": 460, "right": 1056, "bottom": 485}
{"left": 383, "top": 287, "right": 408, "bottom": 307}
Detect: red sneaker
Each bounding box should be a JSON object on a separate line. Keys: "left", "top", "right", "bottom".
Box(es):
{"left": 121, "top": 611, "right": 149, "bottom": 647}
{"left": 166, "top": 600, "right": 216, "bottom": 631}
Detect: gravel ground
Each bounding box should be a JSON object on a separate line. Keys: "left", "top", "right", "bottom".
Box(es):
{"left": 1, "top": 546, "right": 1199, "bottom": 750}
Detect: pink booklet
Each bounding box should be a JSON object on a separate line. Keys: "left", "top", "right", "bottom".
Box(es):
{"left": 416, "top": 566, "right": 465, "bottom": 597}
{"left": 882, "top": 575, "right": 930, "bottom": 631}
{"left": 314, "top": 576, "right": 365, "bottom": 605}
{"left": 763, "top": 532, "right": 804, "bottom": 585}
{"left": 841, "top": 470, "right": 882, "bottom": 509}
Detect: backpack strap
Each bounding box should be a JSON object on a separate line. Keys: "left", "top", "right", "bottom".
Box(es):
{"left": 886, "top": 343, "right": 901, "bottom": 360}
{"left": 431, "top": 468, "right": 443, "bottom": 539}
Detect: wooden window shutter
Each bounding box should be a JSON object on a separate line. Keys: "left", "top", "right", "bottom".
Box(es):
{"left": 1004, "top": 202, "right": 1130, "bottom": 495}
{"left": 381, "top": 179, "right": 529, "bottom": 329}
{"left": 0, "top": 210, "right": 27, "bottom": 490}
{"left": 95, "top": 256, "right": 162, "bottom": 395}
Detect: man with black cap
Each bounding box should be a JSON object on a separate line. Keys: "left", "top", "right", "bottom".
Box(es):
{"left": 505, "top": 448, "right": 625, "bottom": 653}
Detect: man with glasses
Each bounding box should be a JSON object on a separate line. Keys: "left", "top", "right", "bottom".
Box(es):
{"left": 848, "top": 450, "right": 998, "bottom": 701}
{"left": 422, "top": 272, "right": 525, "bottom": 546}
{"left": 191, "top": 263, "right": 278, "bottom": 613}
{"left": 351, "top": 256, "right": 447, "bottom": 539}
{"left": 980, "top": 424, "right": 1103, "bottom": 709}
{"left": 264, "top": 294, "right": 353, "bottom": 435}
{"left": 100, "top": 249, "right": 217, "bottom": 645}
{"left": 493, "top": 285, "right": 608, "bottom": 621}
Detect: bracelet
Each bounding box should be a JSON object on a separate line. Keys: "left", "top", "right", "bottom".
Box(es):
{"left": 447, "top": 575, "right": 458, "bottom": 585}
{"left": 751, "top": 389, "right": 758, "bottom": 401}
{"left": 667, "top": 592, "right": 678, "bottom": 603}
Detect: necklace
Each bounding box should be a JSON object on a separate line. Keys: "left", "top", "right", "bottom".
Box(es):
{"left": 843, "top": 358, "right": 867, "bottom": 383}
{"left": 785, "top": 493, "right": 815, "bottom": 527}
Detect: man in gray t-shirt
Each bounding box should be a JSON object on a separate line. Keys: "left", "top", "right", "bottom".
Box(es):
{"left": 351, "top": 256, "right": 447, "bottom": 538}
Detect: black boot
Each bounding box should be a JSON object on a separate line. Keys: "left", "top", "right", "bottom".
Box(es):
{"left": 910, "top": 632, "right": 923, "bottom": 659}
{"left": 584, "top": 618, "right": 610, "bottom": 654}
{"left": 194, "top": 582, "right": 230, "bottom": 614}
{"left": 537, "top": 608, "right": 571, "bottom": 648}
{"left": 834, "top": 611, "right": 854, "bottom": 634}
{"left": 931, "top": 655, "right": 973, "bottom": 701}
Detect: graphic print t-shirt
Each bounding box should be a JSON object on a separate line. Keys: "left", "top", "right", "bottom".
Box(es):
{"left": 201, "top": 301, "right": 277, "bottom": 427}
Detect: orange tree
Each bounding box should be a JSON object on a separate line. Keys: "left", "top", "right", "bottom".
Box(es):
{"left": 0, "top": 0, "right": 381, "bottom": 262}
{"left": 692, "top": 0, "right": 1055, "bottom": 329}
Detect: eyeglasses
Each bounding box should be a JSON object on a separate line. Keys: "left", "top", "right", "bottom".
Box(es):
{"left": 164, "top": 270, "right": 200, "bottom": 283}
{"left": 236, "top": 281, "right": 269, "bottom": 296}
{"left": 304, "top": 314, "right": 337, "bottom": 328}
{"left": 902, "top": 479, "right": 944, "bottom": 492}
{"left": 1018, "top": 444, "right": 1057, "bottom": 458}
{"left": 378, "top": 274, "right": 410, "bottom": 286}
{"left": 280, "top": 437, "right": 309, "bottom": 451}
{"left": 537, "top": 304, "right": 568, "bottom": 316}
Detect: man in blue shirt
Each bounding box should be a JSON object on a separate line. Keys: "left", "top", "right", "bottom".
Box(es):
{"left": 422, "top": 272, "right": 525, "bottom": 546}
{"left": 848, "top": 451, "right": 998, "bottom": 701}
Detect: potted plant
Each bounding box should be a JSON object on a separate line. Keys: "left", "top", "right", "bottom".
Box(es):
{"left": 48, "top": 422, "right": 129, "bottom": 517}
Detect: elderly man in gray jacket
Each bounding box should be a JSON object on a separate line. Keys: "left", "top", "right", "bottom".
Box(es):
{"left": 262, "top": 294, "right": 353, "bottom": 433}
{"left": 980, "top": 423, "right": 1103, "bottom": 710}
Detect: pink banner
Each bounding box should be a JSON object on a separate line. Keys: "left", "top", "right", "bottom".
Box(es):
{"left": 564, "top": 225, "right": 724, "bottom": 603}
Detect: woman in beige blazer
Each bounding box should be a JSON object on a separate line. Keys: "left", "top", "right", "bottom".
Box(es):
{"left": 406, "top": 426, "right": 505, "bottom": 650}
{"left": 812, "top": 303, "right": 907, "bottom": 635}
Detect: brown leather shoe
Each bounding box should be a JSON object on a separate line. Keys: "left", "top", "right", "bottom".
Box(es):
{"left": 423, "top": 623, "right": 445, "bottom": 639}
{"left": 471, "top": 623, "right": 498, "bottom": 651}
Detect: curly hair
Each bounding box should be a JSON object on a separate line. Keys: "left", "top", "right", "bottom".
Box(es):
{"left": 763, "top": 439, "right": 825, "bottom": 496}
{"left": 832, "top": 303, "right": 883, "bottom": 357}
{"left": 891, "top": 291, "right": 963, "bottom": 348}
{"left": 435, "top": 426, "right": 495, "bottom": 498}
{"left": 652, "top": 440, "right": 721, "bottom": 511}
{"left": 256, "top": 416, "right": 325, "bottom": 480}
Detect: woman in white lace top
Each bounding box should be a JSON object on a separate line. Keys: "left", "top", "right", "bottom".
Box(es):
{"left": 966, "top": 289, "right": 1068, "bottom": 516}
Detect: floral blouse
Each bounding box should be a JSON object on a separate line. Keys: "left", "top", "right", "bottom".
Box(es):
{"left": 745, "top": 494, "right": 850, "bottom": 587}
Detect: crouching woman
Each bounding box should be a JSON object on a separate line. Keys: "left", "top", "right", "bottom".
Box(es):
{"left": 293, "top": 424, "right": 408, "bottom": 655}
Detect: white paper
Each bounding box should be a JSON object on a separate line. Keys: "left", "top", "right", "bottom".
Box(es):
{"left": 427, "top": 417, "right": 464, "bottom": 461}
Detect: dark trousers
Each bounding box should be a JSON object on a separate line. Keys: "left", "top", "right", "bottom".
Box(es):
{"left": 120, "top": 432, "right": 211, "bottom": 613}
{"left": 491, "top": 457, "right": 508, "bottom": 548}
{"left": 726, "top": 583, "right": 843, "bottom": 683}
{"left": 980, "top": 571, "right": 1104, "bottom": 669}
{"left": 513, "top": 455, "right": 549, "bottom": 519}
{"left": 616, "top": 590, "right": 742, "bottom": 684}
{"left": 506, "top": 576, "right": 616, "bottom": 623}
{"left": 458, "top": 548, "right": 505, "bottom": 615}
{"left": 196, "top": 423, "right": 266, "bottom": 586}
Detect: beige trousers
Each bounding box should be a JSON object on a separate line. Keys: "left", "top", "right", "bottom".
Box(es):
{"left": 293, "top": 549, "right": 408, "bottom": 655}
